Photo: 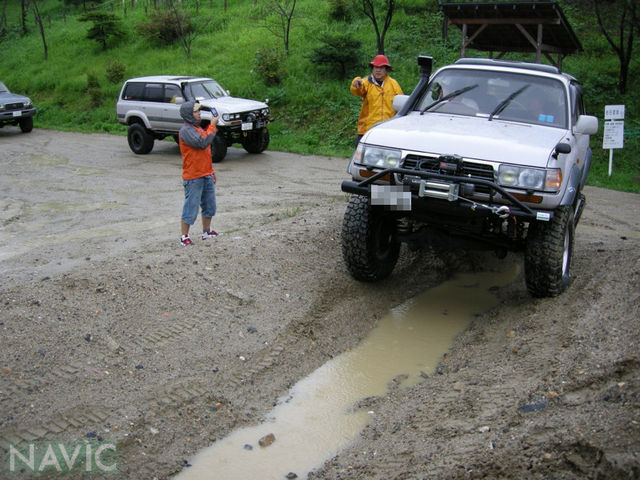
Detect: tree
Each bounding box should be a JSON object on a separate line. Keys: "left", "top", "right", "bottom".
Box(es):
{"left": 357, "top": 0, "right": 396, "bottom": 55}
{"left": 593, "top": 0, "right": 637, "bottom": 94}
{"left": 32, "top": 0, "right": 48, "bottom": 59}
{"left": 308, "top": 33, "right": 362, "bottom": 79}
{"left": 167, "top": 0, "right": 210, "bottom": 59}
{"left": 78, "top": 11, "right": 125, "bottom": 50}
{"left": 263, "top": 0, "right": 297, "bottom": 55}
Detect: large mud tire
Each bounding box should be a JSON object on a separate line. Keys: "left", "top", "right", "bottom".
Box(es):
{"left": 19, "top": 117, "right": 33, "bottom": 133}
{"left": 525, "top": 205, "right": 575, "bottom": 297}
{"left": 127, "top": 123, "right": 154, "bottom": 154}
{"left": 342, "top": 195, "right": 400, "bottom": 281}
{"left": 212, "top": 134, "right": 227, "bottom": 163}
{"left": 242, "top": 128, "right": 270, "bottom": 154}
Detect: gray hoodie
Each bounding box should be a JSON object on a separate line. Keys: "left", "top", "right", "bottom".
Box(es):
{"left": 179, "top": 100, "right": 216, "bottom": 149}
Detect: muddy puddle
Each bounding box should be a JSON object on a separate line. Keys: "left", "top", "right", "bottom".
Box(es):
{"left": 175, "top": 267, "right": 518, "bottom": 480}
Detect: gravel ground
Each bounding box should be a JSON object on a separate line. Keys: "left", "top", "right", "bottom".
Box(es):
{"left": 1, "top": 129, "right": 639, "bottom": 479}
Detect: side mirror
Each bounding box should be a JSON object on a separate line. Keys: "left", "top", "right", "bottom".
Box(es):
{"left": 553, "top": 142, "right": 572, "bottom": 159}
{"left": 393, "top": 94, "right": 409, "bottom": 112}
{"left": 574, "top": 115, "right": 598, "bottom": 135}
{"left": 174, "top": 96, "right": 185, "bottom": 105}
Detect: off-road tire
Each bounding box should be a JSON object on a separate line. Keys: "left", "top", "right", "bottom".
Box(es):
{"left": 342, "top": 195, "right": 400, "bottom": 281}
{"left": 242, "top": 128, "right": 270, "bottom": 154}
{"left": 212, "top": 134, "right": 227, "bottom": 163}
{"left": 19, "top": 117, "right": 33, "bottom": 133}
{"left": 524, "top": 205, "right": 575, "bottom": 297}
{"left": 127, "top": 123, "right": 154, "bottom": 154}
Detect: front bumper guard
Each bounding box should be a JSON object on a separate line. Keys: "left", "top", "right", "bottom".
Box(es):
{"left": 341, "top": 167, "right": 553, "bottom": 222}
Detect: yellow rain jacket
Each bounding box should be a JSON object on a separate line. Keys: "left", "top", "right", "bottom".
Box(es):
{"left": 350, "top": 74, "right": 403, "bottom": 135}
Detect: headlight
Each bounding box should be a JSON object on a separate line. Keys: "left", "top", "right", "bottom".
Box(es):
{"left": 498, "top": 165, "right": 561, "bottom": 192}
{"left": 357, "top": 145, "right": 402, "bottom": 169}
{"left": 261, "top": 108, "right": 270, "bottom": 116}
{"left": 222, "top": 113, "right": 241, "bottom": 121}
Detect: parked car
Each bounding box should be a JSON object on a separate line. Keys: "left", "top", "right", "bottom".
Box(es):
{"left": 0, "top": 81, "right": 36, "bottom": 133}
{"left": 341, "top": 56, "right": 598, "bottom": 297}
{"left": 116, "top": 75, "right": 271, "bottom": 162}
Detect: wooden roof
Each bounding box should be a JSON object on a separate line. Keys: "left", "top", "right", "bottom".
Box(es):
{"left": 439, "top": 1, "right": 582, "bottom": 68}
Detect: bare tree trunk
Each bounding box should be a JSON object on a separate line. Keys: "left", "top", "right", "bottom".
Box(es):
{"left": 32, "top": 0, "right": 48, "bottom": 60}
{"left": 593, "top": 0, "right": 635, "bottom": 94}
{"left": 1, "top": 0, "right": 8, "bottom": 35}
{"left": 360, "top": 0, "right": 395, "bottom": 55}
{"left": 21, "top": 0, "right": 28, "bottom": 35}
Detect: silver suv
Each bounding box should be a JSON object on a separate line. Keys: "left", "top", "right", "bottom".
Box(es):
{"left": 341, "top": 57, "right": 598, "bottom": 297}
{"left": 0, "top": 81, "right": 35, "bottom": 133}
{"left": 116, "top": 75, "right": 271, "bottom": 162}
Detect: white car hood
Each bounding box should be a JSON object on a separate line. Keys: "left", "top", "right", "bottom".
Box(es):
{"left": 363, "top": 113, "right": 569, "bottom": 168}
{"left": 200, "top": 96, "right": 267, "bottom": 114}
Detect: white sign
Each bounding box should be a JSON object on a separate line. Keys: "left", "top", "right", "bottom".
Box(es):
{"left": 605, "top": 104, "right": 625, "bottom": 120}
{"left": 602, "top": 120, "right": 624, "bottom": 149}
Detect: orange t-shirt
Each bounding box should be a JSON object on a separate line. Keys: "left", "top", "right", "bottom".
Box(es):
{"left": 179, "top": 125, "right": 216, "bottom": 180}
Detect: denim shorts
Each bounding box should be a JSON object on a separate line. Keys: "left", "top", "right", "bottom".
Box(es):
{"left": 181, "top": 175, "right": 216, "bottom": 225}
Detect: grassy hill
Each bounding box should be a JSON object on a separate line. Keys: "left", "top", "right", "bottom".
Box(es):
{"left": 1, "top": 0, "right": 638, "bottom": 192}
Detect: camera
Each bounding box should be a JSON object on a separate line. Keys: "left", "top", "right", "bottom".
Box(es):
{"left": 200, "top": 105, "right": 218, "bottom": 117}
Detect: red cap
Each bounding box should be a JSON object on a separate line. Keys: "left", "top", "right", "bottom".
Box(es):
{"left": 369, "top": 54, "right": 392, "bottom": 69}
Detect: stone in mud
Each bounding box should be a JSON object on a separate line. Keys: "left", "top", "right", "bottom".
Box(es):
{"left": 259, "top": 433, "right": 276, "bottom": 447}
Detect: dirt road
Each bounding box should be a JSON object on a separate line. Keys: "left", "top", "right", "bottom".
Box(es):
{"left": 1, "top": 129, "right": 639, "bottom": 479}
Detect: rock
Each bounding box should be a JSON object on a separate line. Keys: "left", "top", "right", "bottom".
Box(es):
{"left": 259, "top": 433, "right": 276, "bottom": 447}
{"left": 285, "top": 473, "right": 298, "bottom": 479}
{"left": 243, "top": 444, "right": 253, "bottom": 451}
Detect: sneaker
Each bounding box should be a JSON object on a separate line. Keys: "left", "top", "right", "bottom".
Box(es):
{"left": 202, "top": 229, "right": 220, "bottom": 240}
{"left": 180, "top": 234, "right": 193, "bottom": 246}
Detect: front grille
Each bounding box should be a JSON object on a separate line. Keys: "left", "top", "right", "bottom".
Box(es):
{"left": 240, "top": 110, "right": 268, "bottom": 122}
{"left": 5, "top": 102, "right": 23, "bottom": 110}
{"left": 402, "top": 154, "right": 495, "bottom": 194}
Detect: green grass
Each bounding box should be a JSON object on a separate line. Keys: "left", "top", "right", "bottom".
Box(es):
{"left": 1, "top": 0, "right": 638, "bottom": 192}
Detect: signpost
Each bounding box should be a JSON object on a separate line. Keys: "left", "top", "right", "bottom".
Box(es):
{"left": 603, "top": 105, "right": 625, "bottom": 176}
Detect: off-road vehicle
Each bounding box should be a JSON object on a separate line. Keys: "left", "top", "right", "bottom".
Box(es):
{"left": 0, "top": 81, "right": 36, "bottom": 133}
{"left": 116, "top": 75, "right": 271, "bottom": 162}
{"left": 341, "top": 56, "right": 598, "bottom": 297}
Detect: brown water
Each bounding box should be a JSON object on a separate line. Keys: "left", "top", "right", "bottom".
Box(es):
{"left": 174, "top": 267, "right": 518, "bottom": 480}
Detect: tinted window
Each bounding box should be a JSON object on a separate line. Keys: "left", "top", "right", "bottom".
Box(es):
{"left": 165, "top": 85, "right": 182, "bottom": 103}
{"left": 143, "top": 83, "right": 164, "bottom": 102}
{"left": 122, "top": 82, "right": 145, "bottom": 100}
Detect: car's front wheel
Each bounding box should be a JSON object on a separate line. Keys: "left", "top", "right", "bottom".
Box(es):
{"left": 242, "top": 128, "right": 270, "bottom": 154}
{"left": 524, "top": 205, "right": 575, "bottom": 297}
{"left": 127, "top": 123, "right": 154, "bottom": 154}
{"left": 212, "top": 134, "right": 227, "bottom": 163}
{"left": 19, "top": 117, "right": 33, "bottom": 133}
{"left": 342, "top": 194, "right": 400, "bottom": 281}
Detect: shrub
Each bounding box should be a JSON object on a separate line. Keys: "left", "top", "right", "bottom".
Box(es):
{"left": 254, "top": 47, "right": 287, "bottom": 86}
{"left": 327, "top": 0, "right": 352, "bottom": 21}
{"left": 106, "top": 60, "right": 126, "bottom": 84}
{"left": 135, "top": 10, "right": 193, "bottom": 46}
{"left": 308, "top": 33, "right": 362, "bottom": 79}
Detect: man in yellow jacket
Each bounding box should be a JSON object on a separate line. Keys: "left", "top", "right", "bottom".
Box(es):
{"left": 350, "top": 54, "right": 403, "bottom": 143}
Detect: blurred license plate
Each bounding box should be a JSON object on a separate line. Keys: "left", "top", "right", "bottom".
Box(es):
{"left": 13, "top": 111, "right": 22, "bottom": 117}
{"left": 241, "top": 122, "right": 253, "bottom": 131}
{"left": 371, "top": 185, "right": 411, "bottom": 211}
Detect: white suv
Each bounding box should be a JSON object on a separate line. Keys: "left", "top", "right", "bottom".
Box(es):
{"left": 341, "top": 57, "right": 598, "bottom": 297}
{"left": 116, "top": 75, "right": 271, "bottom": 162}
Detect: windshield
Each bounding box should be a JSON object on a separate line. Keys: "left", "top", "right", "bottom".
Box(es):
{"left": 414, "top": 68, "right": 568, "bottom": 128}
{"left": 0, "top": 82, "right": 8, "bottom": 93}
{"left": 184, "top": 80, "right": 227, "bottom": 100}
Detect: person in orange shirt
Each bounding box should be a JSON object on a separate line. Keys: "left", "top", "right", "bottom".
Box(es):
{"left": 179, "top": 101, "right": 220, "bottom": 246}
{"left": 350, "top": 54, "right": 403, "bottom": 143}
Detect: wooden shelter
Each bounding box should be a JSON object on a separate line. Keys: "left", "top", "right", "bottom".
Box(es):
{"left": 439, "top": 1, "right": 583, "bottom": 70}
